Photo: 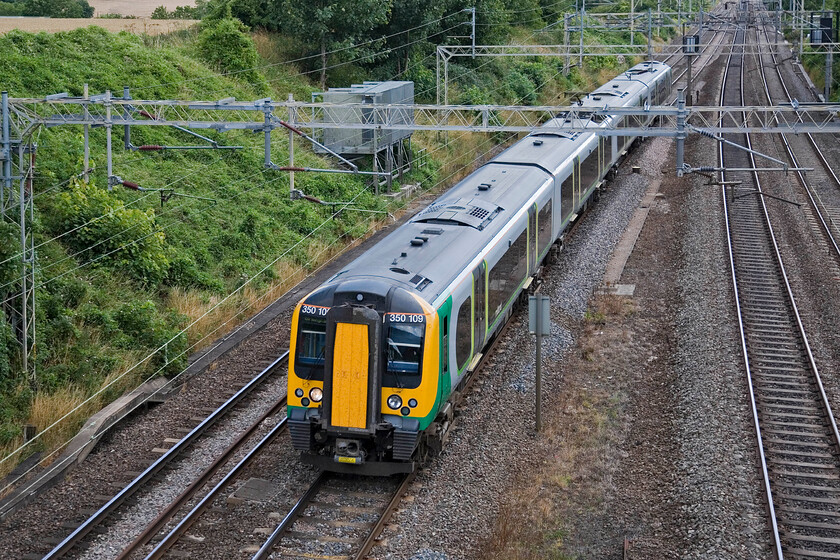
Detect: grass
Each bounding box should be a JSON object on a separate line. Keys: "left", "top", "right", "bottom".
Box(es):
{"left": 0, "top": 2, "right": 651, "bottom": 484}
{"left": 481, "top": 291, "right": 634, "bottom": 560}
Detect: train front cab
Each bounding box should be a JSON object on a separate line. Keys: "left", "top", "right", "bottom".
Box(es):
{"left": 287, "top": 284, "right": 440, "bottom": 476}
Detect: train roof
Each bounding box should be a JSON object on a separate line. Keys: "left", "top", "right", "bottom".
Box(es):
{"left": 324, "top": 162, "right": 552, "bottom": 303}
{"left": 314, "top": 61, "right": 671, "bottom": 307}
{"left": 579, "top": 60, "right": 670, "bottom": 109}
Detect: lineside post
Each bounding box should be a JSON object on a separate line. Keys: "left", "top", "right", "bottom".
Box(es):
{"left": 529, "top": 294, "right": 550, "bottom": 432}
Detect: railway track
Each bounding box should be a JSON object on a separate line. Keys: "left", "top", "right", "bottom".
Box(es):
{"left": 721, "top": 14, "right": 840, "bottom": 559}
{"left": 752, "top": 21, "right": 840, "bottom": 269}
{"left": 250, "top": 471, "right": 413, "bottom": 560}
{"left": 38, "top": 352, "right": 289, "bottom": 560}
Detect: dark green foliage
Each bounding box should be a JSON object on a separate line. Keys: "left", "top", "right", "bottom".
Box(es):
{"left": 0, "top": 316, "right": 16, "bottom": 394}
{"left": 46, "top": 180, "right": 169, "bottom": 285}
{"left": 113, "top": 300, "right": 187, "bottom": 374}
{"left": 22, "top": 0, "right": 93, "bottom": 18}
{"left": 0, "top": 222, "right": 17, "bottom": 296}
{"left": 0, "top": 1, "right": 24, "bottom": 16}
{"left": 196, "top": 17, "right": 267, "bottom": 90}
{"left": 504, "top": 69, "right": 538, "bottom": 105}
{"left": 152, "top": 1, "right": 207, "bottom": 19}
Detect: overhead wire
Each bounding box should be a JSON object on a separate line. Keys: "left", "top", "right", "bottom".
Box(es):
{"left": 1, "top": 0, "right": 583, "bottom": 484}
{"left": 0, "top": 111, "right": 512, "bottom": 486}
{"left": 127, "top": 10, "right": 469, "bottom": 94}
{"left": 0, "top": 154, "right": 229, "bottom": 272}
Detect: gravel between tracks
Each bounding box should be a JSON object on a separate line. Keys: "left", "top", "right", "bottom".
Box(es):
{"left": 375, "top": 135, "right": 770, "bottom": 560}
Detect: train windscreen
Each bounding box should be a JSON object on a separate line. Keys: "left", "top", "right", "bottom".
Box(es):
{"left": 295, "top": 315, "right": 326, "bottom": 380}
{"left": 383, "top": 321, "right": 424, "bottom": 389}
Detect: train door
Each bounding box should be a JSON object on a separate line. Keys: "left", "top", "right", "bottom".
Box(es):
{"left": 322, "top": 305, "right": 381, "bottom": 433}
{"left": 560, "top": 168, "right": 575, "bottom": 226}
{"left": 528, "top": 205, "right": 537, "bottom": 273}
{"left": 599, "top": 136, "right": 606, "bottom": 176}
{"left": 473, "top": 263, "right": 486, "bottom": 352}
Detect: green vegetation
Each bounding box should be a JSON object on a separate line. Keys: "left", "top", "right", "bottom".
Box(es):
{"left": 0, "top": 0, "right": 94, "bottom": 18}
{"left": 151, "top": 3, "right": 207, "bottom": 20}
{"left": 0, "top": 0, "right": 682, "bottom": 472}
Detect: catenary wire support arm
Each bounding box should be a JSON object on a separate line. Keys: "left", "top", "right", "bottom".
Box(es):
{"left": 274, "top": 117, "right": 358, "bottom": 172}
{"left": 116, "top": 177, "right": 216, "bottom": 206}
{"left": 133, "top": 106, "right": 242, "bottom": 151}
{"left": 690, "top": 125, "right": 793, "bottom": 170}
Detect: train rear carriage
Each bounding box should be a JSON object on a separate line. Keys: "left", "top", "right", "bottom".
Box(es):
{"left": 577, "top": 60, "right": 672, "bottom": 159}
{"left": 287, "top": 62, "right": 672, "bottom": 475}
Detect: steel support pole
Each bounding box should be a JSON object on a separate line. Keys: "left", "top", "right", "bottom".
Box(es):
{"left": 18, "top": 140, "right": 28, "bottom": 384}
{"left": 657, "top": 0, "right": 661, "bottom": 37}
{"left": 676, "top": 88, "right": 686, "bottom": 176}
{"left": 2, "top": 91, "right": 10, "bottom": 218}
{"left": 83, "top": 84, "right": 89, "bottom": 182}
{"left": 105, "top": 90, "right": 113, "bottom": 190}
{"left": 470, "top": 7, "right": 476, "bottom": 59}
{"left": 436, "top": 49, "right": 441, "bottom": 106}
{"left": 579, "top": 7, "right": 584, "bottom": 68}
{"left": 799, "top": 0, "right": 804, "bottom": 59}
{"left": 123, "top": 86, "right": 131, "bottom": 151}
{"left": 444, "top": 53, "right": 449, "bottom": 106}
{"left": 648, "top": 9, "right": 653, "bottom": 60}
{"left": 827, "top": 44, "right": 834, "bottom": 101}
{"left": 564, "top": 13, "right": 571, "bottom": 73}
{"left": 287, "top": 94, "right": 295, "bottom": 197}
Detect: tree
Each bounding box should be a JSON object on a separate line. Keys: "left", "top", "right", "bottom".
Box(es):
{"left": 151, "top": 5, "right": 168, "bottom": 19}
{"left": 23, "top": 0, "right": 93, "bottom": 17}
{"left": 196, "top": 16, "right": 267, "bottom": 90}
{"left": 272, "top": 0, "right": 393, "bottom": 89}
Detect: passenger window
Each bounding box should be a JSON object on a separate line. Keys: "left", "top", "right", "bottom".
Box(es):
{"left": 456, "top": 296, "right": 472, "bottom": 371}
{"left": 295, "top": 316, "right": 326, "bottom": 381}
{"left": 383, "top": 322, "right": 423, "bottom": 389}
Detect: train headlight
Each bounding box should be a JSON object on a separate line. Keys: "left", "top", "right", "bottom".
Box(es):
{"left": 309, "top": 387, "right": 323, "bottom": 402}
{"left": 387, "top": 394, "right": 402, "bottom": 410}
{"left": 294, "top": 388, "right": 304, "bottom": 398}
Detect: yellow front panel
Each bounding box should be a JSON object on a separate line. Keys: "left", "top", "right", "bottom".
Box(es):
{"left": 331, "top": 323, "right": 369, "bottom": 429}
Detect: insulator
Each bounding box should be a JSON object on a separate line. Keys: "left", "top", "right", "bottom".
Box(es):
{"left": 138, "top": 110, "right": 156, "bottom": 120}
{"left": 121, "top": 180, "right": 140, "bottom": 190}
{"left": 694, "top": 128, "right": 717, "bottom": 139}
{"left": 138, "top": 145, "right": 163, "bottom": 151}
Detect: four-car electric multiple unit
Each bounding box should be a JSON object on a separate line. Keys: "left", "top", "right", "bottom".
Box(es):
{"left": 287, "top": 61, "right": 672, "bottom": 475}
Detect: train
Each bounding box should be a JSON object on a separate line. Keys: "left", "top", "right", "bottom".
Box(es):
{"left": 287, "top": 61, "right": 672, "bottom": 475}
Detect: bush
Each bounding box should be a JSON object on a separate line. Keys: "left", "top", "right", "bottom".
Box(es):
{"left": 48, "top": 179, "right": 169, "bottom": 285}
{"left": 196, "top": 18, "right": 267, "bottom": 91}
{"left": 504, "top": 69, "right": 537, "bottom": 105}
{"left": 114, "top": 300, "right": 187, "bottom": 375}
{"left": 0, "top": 221, "right": 17, "bottom": 296}
{"left": 0, "top": 316, "right": 16, "bottom": 393}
